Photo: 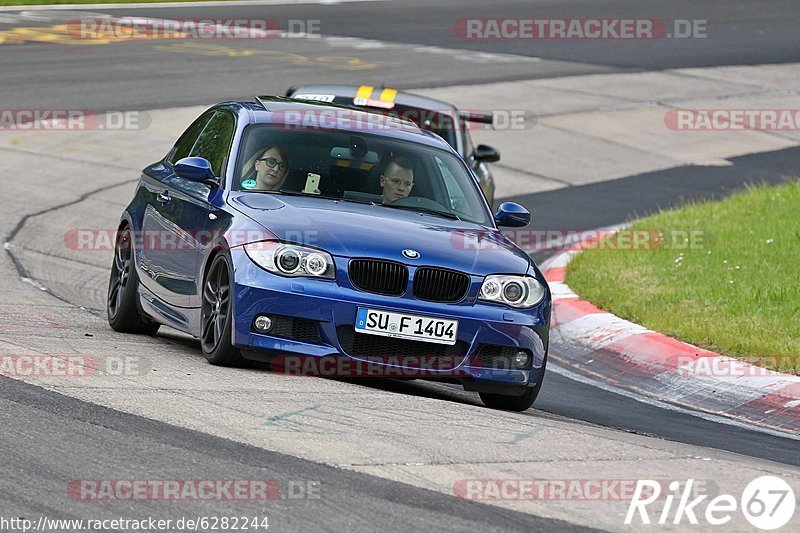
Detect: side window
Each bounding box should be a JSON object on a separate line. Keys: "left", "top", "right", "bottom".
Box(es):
{"left": 436, "top": 156, "right": 468, "bottom": 212}
{"left": 462, "top": 128, "right": 475, "bottom": 163}
{"left": 171, "top": 114, "right": 213, "bottom": 163}
{"left": 189, "top": 111, "right": 235, "bottom": 178}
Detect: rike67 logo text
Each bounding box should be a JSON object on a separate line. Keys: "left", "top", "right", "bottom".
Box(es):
{"left": 626, "top": 476, "right": 795, "bottom": 530}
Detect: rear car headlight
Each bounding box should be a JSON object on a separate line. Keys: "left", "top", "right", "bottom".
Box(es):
{"left": 479, "top": 275, "right": 545, "bottom": 309}
{"left": 244, "top": 241, "right": 335, "bottom": 279}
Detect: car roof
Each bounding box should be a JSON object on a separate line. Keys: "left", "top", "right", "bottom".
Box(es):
{"left": 226, "top": 96, "right": 456, "bottom": 152}
{"left": 287, "top": 84, "right": 459, "bottom": 115}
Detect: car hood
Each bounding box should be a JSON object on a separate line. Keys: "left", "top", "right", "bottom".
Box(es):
{"left": 229, "top": 193, "right": 532, "bottom": 276}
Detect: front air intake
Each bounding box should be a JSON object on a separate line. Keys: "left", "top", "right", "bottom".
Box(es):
{"left": 348, "top": 259, "right": 409, "bottom": 296}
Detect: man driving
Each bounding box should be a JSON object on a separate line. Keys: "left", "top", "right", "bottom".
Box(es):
{"left": 379, "top": 157, "right": 414, "bottom": 204}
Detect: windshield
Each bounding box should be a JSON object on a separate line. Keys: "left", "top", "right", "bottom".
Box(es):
{"left": 320, "top": 96, "right": 459, "bottom": 148}
{"left": 234, "top": 125, "right": 491, "bottom": 225}
{"left": 390, "top": 105, "right": 459, "bottom": 149}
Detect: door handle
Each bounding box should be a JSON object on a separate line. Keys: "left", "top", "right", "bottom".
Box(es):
{"left": 157, "top": 191, "right": 171, "bottom": 204}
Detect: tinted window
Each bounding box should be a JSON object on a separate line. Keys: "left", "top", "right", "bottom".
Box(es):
{"left": 189, "top": 111, "right": 235, "bottom": 177}
{"left": 462, "top": 128, "right": 475, "bottom": 163}
{"left": 171, "top": 114, "right": 212, "bottom": 163}
{"left": 437, "top": 156, "right": 470, "bottom": 214}
{"left": 393, "top": 106, "right": 458, "bottom": 149}
{"left": 324, "top": 97, "right": 458, "bottom": 149}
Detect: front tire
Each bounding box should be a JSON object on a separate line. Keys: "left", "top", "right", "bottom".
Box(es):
{"left": 107, "top": 227, "right": 160, "bottom": 335}
{"left": 479, "top": 354, "right": 547, "bottom": 412}
{"left": 201, "top": 253, "right": 248, "bottom": 367}
{"left": 479, "top": 387, "right": 538, "bottom": 412}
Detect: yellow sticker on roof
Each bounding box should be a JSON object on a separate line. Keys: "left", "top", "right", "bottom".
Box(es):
{"left": 353, "top": 85, "right": 396, "bottom": 109}
{"left": 379, "top": 88, "right": 398, "bottom": 103}
{"left": 355, "top": 85, "right": 374, "bottom": 100}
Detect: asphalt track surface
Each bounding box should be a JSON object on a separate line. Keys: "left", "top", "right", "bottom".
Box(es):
{"left": 0, "top": 376, "right": 590, "bottom": 532}
{"left": 2, "top": 0, "right": 800, "bottom": 530}
{"left": 2, "top": 0, "right": 800, "bottom": 110}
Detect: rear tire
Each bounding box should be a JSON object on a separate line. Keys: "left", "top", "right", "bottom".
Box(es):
{"left": 479, "top": 353, "right": 547, "bottom": 411}
{"left": 201, "top": 253, "right": 249, "bottom": 367}
{"left": 107, "top": 227, "right": 160, "bottom": 335}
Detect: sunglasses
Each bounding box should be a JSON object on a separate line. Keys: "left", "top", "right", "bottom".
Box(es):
{"left": 257, "top": 157, "right": 287, "bottom": 171}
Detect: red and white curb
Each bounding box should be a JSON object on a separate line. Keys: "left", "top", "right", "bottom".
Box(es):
{"left": 540, "top": 228, "right": 800, "bottom": 436}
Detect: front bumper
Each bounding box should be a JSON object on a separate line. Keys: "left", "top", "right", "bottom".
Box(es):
{"left": 230, "top": 251, "right": 550, "bottom": 393}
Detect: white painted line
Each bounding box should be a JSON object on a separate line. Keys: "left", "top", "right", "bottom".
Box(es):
{"left": 0, "top": 0, "right": 386, "bottom": 12}
{"left": 321, "top": 35, "right": 539, "bottom": 64}
{"left": 537, "top": 224, "right": 627, "bottom": 272}
{"left": 548, "top": 281, "right": 578, "bottom": 300}
{"left": 21, "top": 277, "right": 49, "bottom": 291}
{"left": 541, "top": 250, "right": 576, "bottom": 271}
{"left": 548, "top": 361, "right": 800, "bottom": 441}
{"left": 18, "top": 10, "right": 54, "bottom": 21}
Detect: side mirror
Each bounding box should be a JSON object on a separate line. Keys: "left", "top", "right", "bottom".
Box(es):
{"left": 459, "top": 111, "right": 493, "bottom": 125}
{"left": 175, "top": 157, "right": 217, "bottom": 185}
{"left": 473, "top": 144, "right": 500, "bottom": 163}
{"left": 494, "top": 202, "right": 530, "bottom": 227}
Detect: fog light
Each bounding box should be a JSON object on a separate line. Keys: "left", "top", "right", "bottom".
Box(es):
{"left": 513, "top": 350, "right": 530, "bottom": 368}
{"left": 254, "top": 315, "right": 273, "bottom": 332}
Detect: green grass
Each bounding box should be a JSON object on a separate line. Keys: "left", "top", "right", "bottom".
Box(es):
{"left": 565, "top": 180, "right": 800, "bottom": 373}
{"left": 0, "top": 0, "right": 229, "bottom": 5}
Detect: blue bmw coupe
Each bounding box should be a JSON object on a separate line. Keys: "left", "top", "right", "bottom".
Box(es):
{"left": 108, "top": 96, "right": 551, "bottom": 411}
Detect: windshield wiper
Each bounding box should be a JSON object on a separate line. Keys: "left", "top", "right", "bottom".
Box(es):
{"left": 338, "top": 197, "right": 376, "bottom": 205}
{"left": 277, "top": 189, "right": 311, "bottom": 196}
{"left": 277, "top": 190, "right": 378, "bottom": 205}
{"left": 278, "top": 189, "right": 339, "bottom": 200}
{"left": 380, "top": 203, "right": 461, "bottom": 221}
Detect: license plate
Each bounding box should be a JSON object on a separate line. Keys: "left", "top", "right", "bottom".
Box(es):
{"left": 355, "top": 308, "right": 458, "bottom": 345}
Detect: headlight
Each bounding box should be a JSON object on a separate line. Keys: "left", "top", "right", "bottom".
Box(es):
{"left": 244, "top": 241, "right": 335, "bottom": 279}
{"left": 479, "top": 275, "right": 545, "bottom": 308}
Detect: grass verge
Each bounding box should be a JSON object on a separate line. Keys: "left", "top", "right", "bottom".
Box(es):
{"left": 565, "top": 180, "right": 800, "bottom": 373}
